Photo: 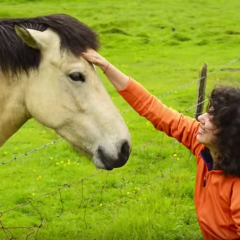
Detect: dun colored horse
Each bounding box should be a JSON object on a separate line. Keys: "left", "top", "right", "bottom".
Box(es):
{"left": 0, "top": 14, "right": 131, "bottom": 170}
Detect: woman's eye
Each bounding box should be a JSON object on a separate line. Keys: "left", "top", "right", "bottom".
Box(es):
{"left": 69, "top": 72, "right": 85, "bottom": 82}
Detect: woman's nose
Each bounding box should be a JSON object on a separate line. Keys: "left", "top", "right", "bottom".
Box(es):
{"left": 198, "top": 113, "right": 206, "bottom": 123}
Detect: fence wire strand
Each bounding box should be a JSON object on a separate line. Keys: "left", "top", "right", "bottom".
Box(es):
{"left": 0, "top": 139, "right": 63, "bottom": 167}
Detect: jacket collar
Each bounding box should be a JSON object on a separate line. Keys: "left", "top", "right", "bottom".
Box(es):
{"left": 200, "top": 147, "right": 214, "bottom": 171}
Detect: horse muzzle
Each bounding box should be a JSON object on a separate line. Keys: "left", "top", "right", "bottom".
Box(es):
{"left": 96, "top": 141, "right": 131, "bottom": 170}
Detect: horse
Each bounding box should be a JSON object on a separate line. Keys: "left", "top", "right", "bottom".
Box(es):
{"left": 0, "top": 14, "right": 131, "bottom": 170}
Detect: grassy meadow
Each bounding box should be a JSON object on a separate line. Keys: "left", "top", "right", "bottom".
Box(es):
{"left": 0, "top": 0, "right": 240, "bottom": 239}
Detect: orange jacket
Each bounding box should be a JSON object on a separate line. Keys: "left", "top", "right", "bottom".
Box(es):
{"left": 118, "top": 78, "right": 240, "bottom": 240}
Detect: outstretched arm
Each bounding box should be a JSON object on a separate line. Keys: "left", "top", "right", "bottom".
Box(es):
{"left": 82, "top": 49, "right": 129, "bottom": 91}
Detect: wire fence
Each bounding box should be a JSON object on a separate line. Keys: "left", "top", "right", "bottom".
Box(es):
{"left": 0, "top": 56, "right": 239, "bottom": 240}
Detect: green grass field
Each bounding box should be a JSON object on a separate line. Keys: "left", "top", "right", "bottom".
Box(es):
{"left": 0, "top": 0, "right": 240, "bottom": 239}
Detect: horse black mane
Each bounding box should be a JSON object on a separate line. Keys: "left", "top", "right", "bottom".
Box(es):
{"left": 0, "top": 14, "right": 99, "bottom": 76}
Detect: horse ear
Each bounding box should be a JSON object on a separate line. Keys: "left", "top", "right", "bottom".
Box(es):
{"left": 14, "top": 25, "right": 46, "bottom": 50}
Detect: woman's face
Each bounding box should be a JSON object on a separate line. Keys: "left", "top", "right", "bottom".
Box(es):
{"left": 196, "top": 112, "right": 218, "bottom": 149}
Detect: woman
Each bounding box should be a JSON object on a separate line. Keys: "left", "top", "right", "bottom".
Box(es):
{"left": 82, "top": 49, "right": 240, "bottom": 239}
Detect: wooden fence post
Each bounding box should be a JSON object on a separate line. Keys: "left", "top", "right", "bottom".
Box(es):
{"left": 195, "top": 63, "right": 207, "bottom": 119}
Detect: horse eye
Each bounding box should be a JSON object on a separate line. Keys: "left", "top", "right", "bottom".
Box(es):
{"left": 69, "top": 72, "right": 85, "bottom": 82}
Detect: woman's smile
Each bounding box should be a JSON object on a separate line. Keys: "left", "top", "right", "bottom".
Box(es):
{"left": 196, "top": 112, "right": 218, "bottom": 149}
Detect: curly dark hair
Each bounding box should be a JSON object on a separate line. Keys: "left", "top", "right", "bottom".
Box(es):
{"left": 207, "top": 86, "right": 240, "bottom": 177}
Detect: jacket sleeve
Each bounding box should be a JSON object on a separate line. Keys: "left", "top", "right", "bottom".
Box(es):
{"left": 118, "top": 78, "right": 202, "bottom": 155}
{"left": 231, "top": 180, "right": 240, "bottom": 235}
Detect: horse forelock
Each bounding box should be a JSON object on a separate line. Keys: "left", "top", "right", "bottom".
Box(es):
{"left": 0, "top": 14, "right": 99, "bottom": 77}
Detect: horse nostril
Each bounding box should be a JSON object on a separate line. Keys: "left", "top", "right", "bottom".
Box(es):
{"left": 97, "top": 142, "right": 131, "bottom": 170}
{"left": 120, "top": 141, "right": 130, "bottom": 161}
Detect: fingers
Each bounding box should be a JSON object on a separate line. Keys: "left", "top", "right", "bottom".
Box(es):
{"left": 81, "top": 51, "right": 91, "bottom": 61}
{"left": 85, "top": 48, "right": 97, "bottom": 54}
{"left": 82, "top": 48, "right": 98, "bottom": 58}
{"left": 81, "top": 48, "right": 98, "bottom": 63}
{"left": 81, "top": 49, "right": 108, "bottom": 70}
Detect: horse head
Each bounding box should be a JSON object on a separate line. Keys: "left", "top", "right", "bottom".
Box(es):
{"left": 0, "top": 14, "right": 131, "bottom": 170}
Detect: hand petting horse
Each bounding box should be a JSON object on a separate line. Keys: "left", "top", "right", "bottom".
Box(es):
{"left": 0, "top": 14, "right": 131, "bottom": 170}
